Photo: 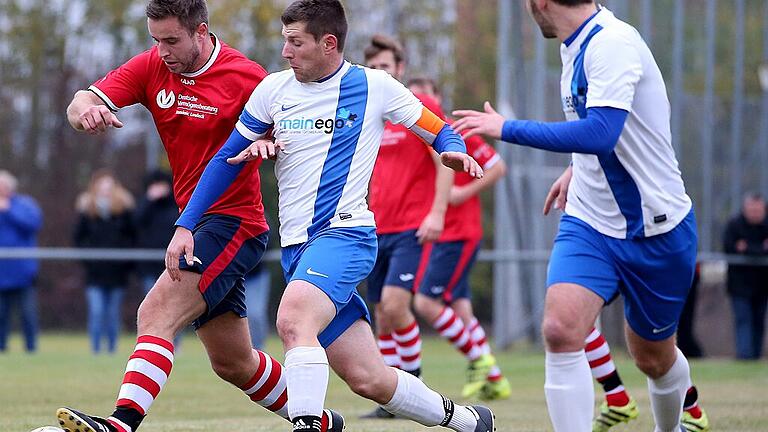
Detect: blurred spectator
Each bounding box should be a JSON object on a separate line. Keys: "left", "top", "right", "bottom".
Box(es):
{"left": 0, "top": 170, "right": 42, "bottom": 353}
{"left": 135, "top": 170, "right": 177, "bottom": 294}
{"left": 677, "top": 263, "right": 704, "bottom": 358}
{"left": 74, "top": 170, "right": 136, "bottom": 354}
{"left": 723, "top": 192, "right": 768, "bottom": 360}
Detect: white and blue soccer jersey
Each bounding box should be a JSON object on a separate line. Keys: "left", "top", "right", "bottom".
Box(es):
{"left": 560, "top": 8, "right": 692, "bottom": 239}
{"left": 236, "top": 61, "right": 425, "bottom": 247}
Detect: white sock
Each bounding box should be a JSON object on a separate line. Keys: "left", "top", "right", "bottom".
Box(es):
{"left": 285, "top": 346, "right": 328, "bottom": 420}
{"left": 648, "top": 347, "right": 690, "bottom": 432}
{"left": 544, "top": 350, "right": 594, "bottom": 432}
{"left": 383, "top": 368, "right": 478, "bottom": 431}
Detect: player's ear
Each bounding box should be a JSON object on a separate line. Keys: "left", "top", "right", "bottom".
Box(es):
{"left": 322, "top": 34, "right": 338, "bottom": 53}
{"left": 195, "top": 22, "right": 208, "bottom": 41}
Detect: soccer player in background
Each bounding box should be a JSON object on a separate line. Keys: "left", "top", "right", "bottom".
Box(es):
{"left": 57, "top": 1, "right": 344, "bottom": 431}
{"left": 407, "top": 77, "right": 511, "bottom": 401}
{"left": 453, "top": 1, "right": 709, "bottom": 431}
{"left": 360, "top": 34, "right": 455, "bottom": 419}
{"left": 167, "top": 1, "right": 495, "bottom": 431}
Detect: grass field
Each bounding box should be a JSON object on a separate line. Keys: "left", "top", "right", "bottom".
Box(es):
{"left": 2, "top": 333, "right": 767, "bottom": 431}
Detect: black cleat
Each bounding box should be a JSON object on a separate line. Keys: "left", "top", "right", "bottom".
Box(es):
{"left": 359, "top": 406, "right": 396, "bottom": 419}
{"left": 323, "top": 409, "right": 346, "bottom": 431}
{"left": 56, "top": 408, "right": 116, "bottom": 432}
{"left": 468, "top": 405, "right": 496, "bottom": 432}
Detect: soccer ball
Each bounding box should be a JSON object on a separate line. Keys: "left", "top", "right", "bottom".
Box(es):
{"left": 29, "top": 427, "right": 64, "bottom": 432}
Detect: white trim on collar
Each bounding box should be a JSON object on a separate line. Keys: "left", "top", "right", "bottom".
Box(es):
{"left": 182, "top": 33, "right": 221, "bottom": 78}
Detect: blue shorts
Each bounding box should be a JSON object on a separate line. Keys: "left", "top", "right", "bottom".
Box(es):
{"left": 179, "top": 214, "right": 269, "bottom": 330}
{"left": 367, "top": 230, "right": 425, "bottom": 303}
{"left": 281, "top": 226, "right": 377, "bottom": 348}
{"left": 418, "top": 239, "right": 481, "bottom": 303}
{"left": 547, "top": 211, "right": 697, "bottom": 341}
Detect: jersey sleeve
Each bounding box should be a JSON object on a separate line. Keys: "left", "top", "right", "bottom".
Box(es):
{"left": 379, "top": 72, "right": 424, "bottom": 127}
{"left": 584, "top": 30, "right": 643, "bottom": 112}
{"left": 235, "top": 74, "right": 276, "bottom": 141}
{"left": 89, "top": 50, "right": 152, "bottom": 111}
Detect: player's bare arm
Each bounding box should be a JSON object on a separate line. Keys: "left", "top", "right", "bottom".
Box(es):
{"left": 165, "top": 226, "right": 196, "bottom": 282}
{"left": 66, "top": 90, "right": 124, "bottom": 134}
{"left": 543, "top": 165, "right": 572, "bottom": 216}
{"left": 450, "top": 158, "right": 507, "bottom": 206}
{"left": 452, "top": 101, "right": 505, "bottom": 140}
{"left": 417, "top": 151, "right": 454, "bottom": 243}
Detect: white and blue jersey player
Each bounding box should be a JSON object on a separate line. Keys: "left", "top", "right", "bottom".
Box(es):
{"left": 169, "top": 2, "right": 495, "bottom": 431}
{"left": 454, "top": 2, "right": 701, "bottom": 431}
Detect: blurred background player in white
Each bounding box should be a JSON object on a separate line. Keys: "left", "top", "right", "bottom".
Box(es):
{"left": 453, "top": 1, "right": 707, "bottom": 431}
{"left": 407, "top": 76, "right": 511, "bottom": 401}
{"left": 360, "top": 34, "right": 454, "bottom": 419}
{"left": 167, "top": 1, "right": 495, "bottom": 431}
{"left": 57, "top": 1, "right": 344, "bottom": 431}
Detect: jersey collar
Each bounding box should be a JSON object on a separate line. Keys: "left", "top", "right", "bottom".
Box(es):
{"left": 563, "top": 6, "right": 603, "bottom": 48}
{"left": 182, "top": 33, "right": 222, "bottom": 78}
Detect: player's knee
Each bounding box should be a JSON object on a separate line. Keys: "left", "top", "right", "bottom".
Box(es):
{"left": 379, "top": 297, "right": 410, "bottom": 324}
{"left": 413, "top": 295, "right": 441, "bottom": 323}
{"left": 345, "top": 368, "right": 387, "bottom": 401}
{"left": 542, "top": 315, "right": 583, "bottom": 351}
{"left": 275, "top": 314, "right": 302, "bottom": 346}
{"left": 633, "top": 352, "right": 672, "bottom": 379}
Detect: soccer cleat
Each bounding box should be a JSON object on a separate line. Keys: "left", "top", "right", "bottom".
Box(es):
{"left": 592, "top": 398, "right": 639, "bottom": 432}
{"left": 681, "top": 409, "right": 710, "bottom": 432}
{"left": 468, "top": 405, "right": 496, "bottom": 432}
{"left": 359, "top": 405, "right": 396, "bottom": 419}
{"left": 56, "top": 408, "right": 115, "bottom": 432}
{"left": 479, "top": 377, "right": 511, "bottom": 401}
{"left": 462, "top": 354, "right": 496, "bottom": 398}
{"left": 322, "top": 409, "right": 346, "bottom": 431}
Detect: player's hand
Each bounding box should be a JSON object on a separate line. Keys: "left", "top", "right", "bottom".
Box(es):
{"left": 449, "top": 185, "right": 473, "bottom": 206}
{"left": 165, "top": 226, "right": 195, "bottom": 282}
{"left": 416, "top": 210, "right": 445, "bottom": 243}
{"left": 543, "top": 165, "right": 573, "bottom": 215}
{"left": 440, "top": 152, "right": 484, "bottom": 179}
{"left": 452, "top": 102, "right": 505, "bottom": 140}
{"left": 227, "top": 140, "right": 284, "bottom": 164}
{"left": 79, "top": 105, "right": 123, "bottom": 135}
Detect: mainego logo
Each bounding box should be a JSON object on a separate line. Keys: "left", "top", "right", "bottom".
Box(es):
{"left": 279, "top": 106, "right": 359, "bottom": 135}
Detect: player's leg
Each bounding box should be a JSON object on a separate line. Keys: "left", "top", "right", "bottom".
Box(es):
{"left": 617, "top": 210, "right": 701, "bottom": 432}
{"left": 379, "top": 230, "right": 426, "bottom": 377}
{"left": 327, "top": 319, "right": 495, "bottom": 432}
{"left": 543, "top": 216, "right": 619, "bottom": 432}
{"left": 586, "top": 327, "right": 638, "bottom": 431}
{"left": 58, "top": 270, "right": 206, "bottom": 432}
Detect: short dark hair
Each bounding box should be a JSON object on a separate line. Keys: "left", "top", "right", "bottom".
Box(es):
{"left": 363, "top": 34, "right": 405, "bottom": 64}
{"left": 281, "top": 0, "right": 348, "bottom": 52}
{"left": 551, "top": 0, "right": 595, "bottom": 6}
{"left": 146, "top": 0, "right": 209, "bottom": 35}
{"left": 407, "top": 75, "right": 439, "bottom": 96}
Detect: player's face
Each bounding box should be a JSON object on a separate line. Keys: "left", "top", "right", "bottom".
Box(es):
{"left": 409, "top": 83, "right": 442, "bottom": 105}
{"left": 282, "top": 22, "right": 329, "bottom": 83}
{"left": 148, "top": 17, "right": 206, "bottom": 74}
{"left": 366, "top": 50, "right": 405, "bottom": 81}
{"left": 527, "top": 0, "right": 558, "bottom": 39}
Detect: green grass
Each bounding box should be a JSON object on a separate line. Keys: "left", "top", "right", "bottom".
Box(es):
{"left": 1, "top": 333, "right": 767, "bottom": 431}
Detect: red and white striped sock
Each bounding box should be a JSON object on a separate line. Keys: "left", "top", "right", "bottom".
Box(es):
{"left": 433, "top": 307, "right": 482, "bottom": 361}
{"left": 468, "top": 317, "right": 502, "bottom": 381}
{"left": 393, "top": 321, "right": 422, "bottom": 376}
{"left": 240, "top": 350, "right": 289, "bottom": 419}
{"left": 585, "top": 327, "right": 630, "bottom": 407}
{"left": 378, "top": 333, "right": 400, "bottom": 368}
{"left": 109, "top": 335, "right": 175, "bottom": 432}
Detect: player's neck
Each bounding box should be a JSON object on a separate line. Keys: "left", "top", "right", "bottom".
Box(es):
{"left": 556, "top": 4, "right": 600, "bottom": 43}
{"left": 316, "top": 54, "right": 344, "bottom": 82}
{"left": 190, "top": 33, "right": 215, "bottom": 72}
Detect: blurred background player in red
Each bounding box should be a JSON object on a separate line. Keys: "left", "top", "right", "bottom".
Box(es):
{"left": 407, "top": 76, "right": 511, "bottom": 401}
{"left": 362, "top": 34, "right": 455, "bottom": 419}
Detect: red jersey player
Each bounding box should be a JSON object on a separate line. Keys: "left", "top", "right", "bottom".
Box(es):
{"left": 55, "top": 2, "right": 343, "bottom": 432}
{"left": 361, "top": 34, "right": 455, "bottom": 419}
{"left": 407, "top": 77, "right": 511, "bottom": 401}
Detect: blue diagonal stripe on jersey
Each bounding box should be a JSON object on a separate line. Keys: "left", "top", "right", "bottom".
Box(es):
{"left": 239, "top": 109, "right": 273, "bottom": 135}
{"left": 572, "top": 24, "right": 645, "bottom": 238}
{"left": 308, "top": 66, "right": 368, "bottom": 237}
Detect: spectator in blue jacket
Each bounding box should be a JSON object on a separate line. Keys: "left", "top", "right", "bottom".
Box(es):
{"left": 0, "top": 170, "right": 43, "bottom": 353}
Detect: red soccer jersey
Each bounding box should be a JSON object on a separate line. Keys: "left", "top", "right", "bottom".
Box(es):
{"left": 90, "top": 35, "right": 268, "bottom": 233}
{"left": 369, "top": 94, "right": 446, "bottom": 234}
{"left": 440, "top": 132, "right": 501, "bottom": 241}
